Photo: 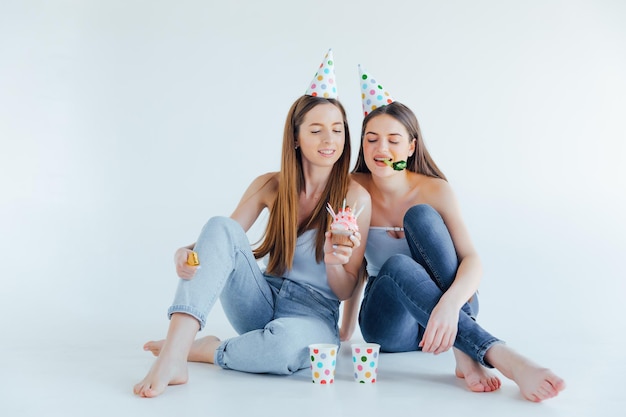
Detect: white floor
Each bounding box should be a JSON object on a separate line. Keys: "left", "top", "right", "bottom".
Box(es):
{"left": 1, "top": 298, "right": 622, "bottom": 417}
{"left": 0, "top": 201, "right": 623, "bottom": 416}
{"left": 2, "top": 199, "right": 623, "bottom": 416}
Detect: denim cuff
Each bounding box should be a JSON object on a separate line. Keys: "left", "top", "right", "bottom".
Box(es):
{"left": 477, "top": 339, "right": 505, "bottom": 368}
{"left": 214, "top": 340, "right": 228, "bottom": 369}
{"left": 168, "top": 305, "right": 206, "bottom": 330}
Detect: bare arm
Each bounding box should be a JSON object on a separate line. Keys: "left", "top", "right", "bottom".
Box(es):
{"left": 428, "top": 180, "right": 482, "bottom": 311}
{"left": 325, "top": 182, "right": 372, "bottom": 300}
{"left": 174, "top": 172, "right": 277, "bottom": 280}
{"left": 419, "top": 179, "right": 483, "bottom": 353}
{"left": 339, "top": 262, "right": 367, "bottom": 341}
{"left": 229, "top": 172, "right": 277, "bottom": 232}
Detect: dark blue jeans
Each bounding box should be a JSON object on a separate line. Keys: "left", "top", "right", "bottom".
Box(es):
{"left": 359, "top": 204, "right": 501, "bottom": 367}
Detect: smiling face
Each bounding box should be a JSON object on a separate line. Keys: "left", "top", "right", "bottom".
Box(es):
{"left": 296, "top": 102, "right": 345, "bottom": 169}
{"left": 362, "top": 114, "right": 416, "bottom": 176}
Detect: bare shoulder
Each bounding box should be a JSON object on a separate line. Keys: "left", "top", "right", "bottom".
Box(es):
{"left": 417, "top": 175, "right": 456, "bottom": 209}
{"left": 243, "top": 172, "right": 279, "bottom": 205}
{"left": 253, "top": 171, "right": 279, "bottom": 187}
{"left": 350, "top": 172, "right": 373, "bottom": 193}
{"left": 347, "top": 175, "right": 372, "bottom": 206}
{"left": 420, "top": 175, "right": 452, "bottom": 195}
{"left": 347, "top": 175, "right": 372, "bottom": 239}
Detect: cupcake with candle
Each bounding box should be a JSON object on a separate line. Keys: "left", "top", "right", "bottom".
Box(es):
{"left": 326, "top": 199, "right": 363, "bottom": 247}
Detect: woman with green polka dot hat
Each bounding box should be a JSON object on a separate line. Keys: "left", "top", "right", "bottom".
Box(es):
{"left": 341, "top": 66, "right": 565, "bottom": 402}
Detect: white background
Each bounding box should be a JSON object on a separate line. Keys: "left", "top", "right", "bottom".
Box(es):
{"left": 1, "top": 1, "right": 624, "bottom": 415}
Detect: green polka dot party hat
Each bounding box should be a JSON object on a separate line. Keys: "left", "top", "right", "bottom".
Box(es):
{"left": 305, "top": 49, "right": 338, "bottom": 98}
{"left": 358, "top": 65, "right": 395, "bottom": 116}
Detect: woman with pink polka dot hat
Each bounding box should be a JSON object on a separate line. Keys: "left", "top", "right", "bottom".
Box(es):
{"left": 134, "top": 50, "right": 371, "bottom": 398}
{"left": 341, "top": 66, "right": 565, "bottom": 402}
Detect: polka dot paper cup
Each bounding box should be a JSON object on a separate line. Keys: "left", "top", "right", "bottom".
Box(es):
{"left": 351, "top": 343, "right": 380, "bottom": 383}
{"left": 309, "top": 343, "right": 338, "bottom": 384}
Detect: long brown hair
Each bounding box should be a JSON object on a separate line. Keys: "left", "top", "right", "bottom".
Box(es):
{"left": 352, "top": 101, "right": 446, "bottom": 181}
{"left": 254, "top": 95, "right": 352, "bottom": 276}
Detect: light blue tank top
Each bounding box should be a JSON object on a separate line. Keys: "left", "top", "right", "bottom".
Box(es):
{"left": 365, "top": 227, "right": 411, "bottom": 277}
{"left": 265, "top": 230, "right": 337, "bottom": 300}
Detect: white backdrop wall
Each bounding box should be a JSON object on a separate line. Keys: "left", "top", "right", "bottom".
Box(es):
{"left": 1, "top": 1, "right": 624, "bottom": 350}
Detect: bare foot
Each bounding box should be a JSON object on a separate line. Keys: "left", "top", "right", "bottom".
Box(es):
{"left": 133, "top": 353, "right": 188, "bottom": 398}
{"left": 454, "top": 348, "right": 501, "bottom": 393}
{"left": 486, "top": 344, "right": 566, "bottom": 402}
{"left": 143, "top": 340, "right": 165, "bottom": 357}
{"left": 133, "top": 312, "right": 200, "bottom": 398}
{"left": 144, "top": 335, "right": 221, "bottom": 363}
{"left": 511, "top": 362, "right": 566, "bottom": 402}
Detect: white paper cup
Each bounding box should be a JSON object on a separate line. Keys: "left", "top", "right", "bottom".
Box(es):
{"left": 351, "top": 343, "right": 380, "bottom": 383}
{"left": 308, "top": 343, "right": 338, "bottom": 384}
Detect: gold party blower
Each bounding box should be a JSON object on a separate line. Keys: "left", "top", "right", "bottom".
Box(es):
{"left": 187, "top": 251, "right": 200, "bottom": 266}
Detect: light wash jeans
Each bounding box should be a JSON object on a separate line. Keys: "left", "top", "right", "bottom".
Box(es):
{"left": 169, "top": 216, "right": 340, "bottom": 375}
{"left": 358, "top": 204, "right": 501, "bottom": 367}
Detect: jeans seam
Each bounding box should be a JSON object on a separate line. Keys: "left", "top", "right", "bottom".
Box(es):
{"left": 233, "top": 244, "right": 274, "bottom": 310}
{"left": 406, "top": 229, "right": 445, "bottom": 290}
{"left": 380, "top": 273, "right": 432, "bottom": 333}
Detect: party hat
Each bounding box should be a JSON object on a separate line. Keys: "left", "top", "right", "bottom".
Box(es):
{"left": 359, "top": 65, "right": 395, "bottom": 116}
{"left": 305, "top": 49, "right": 338, "bottom": 98}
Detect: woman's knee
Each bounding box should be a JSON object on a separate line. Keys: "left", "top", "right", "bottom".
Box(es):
{"left": 403, "top": 204, "right": 440, "bottom": 230}
{"left": 198, "top": 216, "right": 246, "bottom": 246}
{"left": 379, "top": 254, "right": 429, "bottom": 283}
{"left": 201, "top": 216, "right": 238, "bottom": 235}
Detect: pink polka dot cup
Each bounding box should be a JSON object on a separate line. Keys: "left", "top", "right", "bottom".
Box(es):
{"left": 308, "top": 343, "right": 338, "bottom": 384}
{"left": 351, "top": 343, "right": 380, "bottom": 383}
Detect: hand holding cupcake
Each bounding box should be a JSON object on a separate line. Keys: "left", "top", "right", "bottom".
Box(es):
{"left": 326, "top": 199, "right": 364, "bottom": 247}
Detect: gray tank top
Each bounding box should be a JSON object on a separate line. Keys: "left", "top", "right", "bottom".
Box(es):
{"left": 365, "top": 227, "right": 411, "bottom": 277}
{"left": 267, "top": 229, "right": 337, "bottom": 300}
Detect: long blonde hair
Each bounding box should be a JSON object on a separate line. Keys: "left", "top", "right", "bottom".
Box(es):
{"left": 254, "top": 95, "right": 352, "bottom": 276}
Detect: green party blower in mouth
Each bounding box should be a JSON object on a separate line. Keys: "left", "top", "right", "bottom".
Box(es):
{"left": 382, "top": 159, "right": 407, "bottom": 171}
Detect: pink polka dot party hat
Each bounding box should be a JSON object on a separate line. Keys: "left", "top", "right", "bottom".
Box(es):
{"left": 358, "top": 65, "right": 395, "bottom": 116}
{"left": 305, "top": 49, "right": 338, "bottom": 98}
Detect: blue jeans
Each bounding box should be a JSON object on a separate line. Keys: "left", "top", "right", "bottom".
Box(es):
{"left": 359, "top": 205, "right": 501, "bottom": 367}
{"left": 169, "top": 216, "right": 340, "bottom": 375}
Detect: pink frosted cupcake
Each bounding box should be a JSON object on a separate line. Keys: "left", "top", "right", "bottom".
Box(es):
{"left": 326, "top": 200, "right": 363, "bottom": 247}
